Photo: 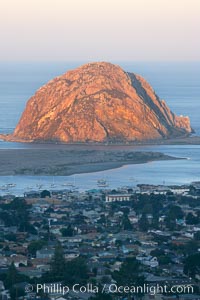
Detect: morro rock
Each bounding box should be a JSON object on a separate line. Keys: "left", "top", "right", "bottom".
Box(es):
{"left": 8, "top": 62, "right": 192, "bottom": 142}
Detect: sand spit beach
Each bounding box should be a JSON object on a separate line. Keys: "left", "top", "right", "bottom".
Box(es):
{"left": 0, "top": 148, "right": 180, "bottom": 176}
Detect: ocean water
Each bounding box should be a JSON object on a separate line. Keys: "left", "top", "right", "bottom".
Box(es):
{"left": 0, "top": 62, "right": 200, "bottom": 194}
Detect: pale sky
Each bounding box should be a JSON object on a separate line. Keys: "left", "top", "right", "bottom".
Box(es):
{"left": 0, "top": 0, "right": 199, "bottom": 61}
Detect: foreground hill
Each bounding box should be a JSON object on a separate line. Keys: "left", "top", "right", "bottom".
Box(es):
{"left": 4, "top": 62, "right": 192, "bottom": 143}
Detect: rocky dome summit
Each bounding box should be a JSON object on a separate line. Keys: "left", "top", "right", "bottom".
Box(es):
{"left": 2, "top": 62, "right": 192, "bottom": 143}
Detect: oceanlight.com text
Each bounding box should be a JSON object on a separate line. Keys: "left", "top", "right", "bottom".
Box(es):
{"left": 25, "top": 283, "right": 194, "bottom": 296}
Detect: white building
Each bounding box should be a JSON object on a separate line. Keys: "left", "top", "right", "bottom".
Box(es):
{"left": 105, "top": 194, "right": 131, "bottom": 203}
{"left": 136, "top": 255, "right": 159, "bottom": 268}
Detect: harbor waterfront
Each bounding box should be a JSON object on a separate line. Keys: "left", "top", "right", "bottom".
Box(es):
{"left": 0, "top": 144, "right": 200, "bottom": 196}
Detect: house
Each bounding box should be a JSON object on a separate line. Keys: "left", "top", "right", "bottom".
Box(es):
{"left": 18, "top": 266, "right": 47, "bottom": 278}
{"left": 0, "top": 256, "right": 7, "bottom": 267}
{"left": 64, "top": 253, "right": 79, "bottom": 260}
{"left": 24, "top": 191, "right": 41, "bottom": 198}
{"left": 128, "top": 212, "right": 139, "bottom": 224}
{"left": 0, "top": 290, "right": 10, "bottom": 300}
{"left": 136, "top": 255, "right": 159, "bottom": 268}
{"left": 36, "top": 248, "right": 54, "bottom": 259}
{"left": 170, "top": 186, "right": 190, "bottom": 195}
{"left": 0, "top": 280, "right": 5, "bottom": 291}
{"left": 7, "top": 255, "right": 28, "bottom": 268}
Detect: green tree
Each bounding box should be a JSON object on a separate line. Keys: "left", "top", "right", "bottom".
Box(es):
{"left": 4, "top": 233, "right": 17, "bottom": 242}
{"left": 4, "top": 262, "right": 19, "bottom": 288}
{"left": 97, "top": 214, "right": 106, "bottom": 225}
{"left": 167, "top": 205, "right": 184, "bottom": 220}
{"left": 186, "top": 213, "right": 199, "bottom": 225}
{"left": 1, "top": 197, "right": 35, "bottom": 233}
{"left": 115, "top": 239, "right": 122, "bottom": 248}
{"left": 165, "top": 216, "right": 176, "bottom": 231}
{"left": 112, "top": 257, "right": 144, "bottom": 297}
{"left": 41, "top": 190, "right": 51, "bottom": 198}
{"left": 64, "top": 257, "right": 89, "bottom": 285}
{"left": 0, "top": 211, "right": 14, "bottom": 227}
{"left": 7, "top": 197, "right": 29, "bottom": 211}
{"left": 151, "top": 215, "right": 159, "bottom": 229}
{"left": 60, "top": 225, "right": 73, "bottom": 237}
{"left": 50, "top": 244, "right": 66, "bottom": 280}
{"left": 9, "top": 286, "right": 25, "bottom": 300}
{"left": 4, "top": 262, "right": 28, "bottom": 289}
{"left": 184, "top": 240, "right": 199, "bottom": 255}
{"left": 90, "top": 292, "right": 112, "bottom": 300}
{"left": 184, "top": 253, "right": 200, "bottom": 278}
{"left": 121, "top": 215, "right": 132, "bottom": 230}
{"left": 28, "top": 240, "right": 47, "bottom": 256}
{"left": 150, "top": 249, "right": 171, "bottom": 265}
{"left": 138, "top": 214, "right": 149, "bottom": 232}
{"left": 20, "top": 223, "right": 37, "bottom": 235}
{"left": 194, "top": 231, "right": 200, "bottom": 241}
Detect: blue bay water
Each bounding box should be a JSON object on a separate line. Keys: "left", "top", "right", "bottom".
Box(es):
{"left": 0, "top": 62, "right": 200, "bottom": 194}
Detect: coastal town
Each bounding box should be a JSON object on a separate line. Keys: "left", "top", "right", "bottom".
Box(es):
{"left": 0, "top": 182, "right": 200, "bottom": 300}
{"left": 0, "top": 0, "right": 200, "bottom": 300}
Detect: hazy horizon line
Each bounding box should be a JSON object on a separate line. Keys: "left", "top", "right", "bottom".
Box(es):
{"left": 0, "top": 60, "right": 200, "bottom": 64}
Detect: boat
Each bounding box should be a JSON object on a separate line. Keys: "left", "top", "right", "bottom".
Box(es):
{"left": 6, "top": 183, "right": 16, "bottom": 188}
{"left": 50, "top": 183, "right": 56, "bottom": 188}
{"left": 129, "top": 177, "right": 138, "bottom": 182}
{"left": 62, "top": 182, "right": 75, "bottom": 187}
{"left": 26, "top": 186, "right": 34, "bottom": 190}
{"left": 0, "top": 185, "right": 8, "bottom": 191}
{"left": 50, "top": 177, "right": 57, "bottom": 188}
{"left": 62, "top": 175, "right": 78, "bottom": 189}
{"left": 97, "top": 179, "right": 109, "bottom": 187}
{"left": 36, "top": 184, "right": 44, "bottom": 190}
{"left": 0, "top": 183, "right": 16, "bottom": 190}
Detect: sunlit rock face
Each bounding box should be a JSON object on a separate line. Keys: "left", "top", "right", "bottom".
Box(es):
{"left": 12, "top": 62, "right": 192, "bottom": 143}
